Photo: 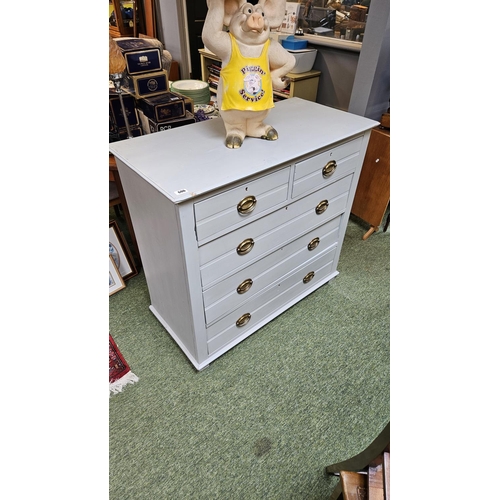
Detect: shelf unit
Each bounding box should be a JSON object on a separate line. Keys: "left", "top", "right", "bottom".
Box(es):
{"left": 199, "top": 48, "right": 321, "bottom": 102}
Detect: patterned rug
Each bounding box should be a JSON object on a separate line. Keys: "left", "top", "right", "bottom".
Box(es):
{"left": 109, "top": 334, "right": 139, "bottom": 396}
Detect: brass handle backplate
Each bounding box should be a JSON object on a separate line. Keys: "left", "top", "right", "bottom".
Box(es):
{"left": 303, "top": 271, "right": 315, "bottom": 284}
{"left": 236, "top": 313, "right": 251, "bottom": 327}
{"left": 237, "top": 195, "right": 257, "bottom": 215}
{"left": 315, "top": 200, "right": 329, "bottom": 215}
{"left": 236, "top": 238, "right": 254, "bottom": 255}
{"left": 308, "top": 237, "right": 320, "bottom": 251}
{"left": 322, "top": 160, "right": 337, "bottom": 178}
{"left": 237, "top": 278, "right": 253, "bottom": 294}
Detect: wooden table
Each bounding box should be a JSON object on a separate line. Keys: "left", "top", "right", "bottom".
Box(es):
{"left": 351, "top": 125, "right": 390, "bottom": 240}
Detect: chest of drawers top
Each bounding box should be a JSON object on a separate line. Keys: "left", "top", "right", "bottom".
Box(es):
{"left": 109, "top": 98, "right": 378, "bottom": 204}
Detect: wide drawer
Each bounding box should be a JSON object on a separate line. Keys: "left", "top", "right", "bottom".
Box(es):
{"left": 206, "top": 248, "right": 337, "bottom": 355}
{"left": 203, "top": 214, "right": 342, "bottom": 325}
{"left": 292, "top": 136, "right": 363, "bottom": 198}
{"left": 194, "top": 167, "right": 291, "bottom": 242}
{"left": 199, "top": 173, "right": 353, "bottom": 288}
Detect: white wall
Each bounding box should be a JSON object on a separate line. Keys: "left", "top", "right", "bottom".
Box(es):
{"left": 156, "top": 0, "right": 190, "bottom": 79}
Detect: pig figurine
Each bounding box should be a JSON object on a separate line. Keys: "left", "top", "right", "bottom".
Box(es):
{"left": 202, "top": 0, "right": 297, "bottom": 148}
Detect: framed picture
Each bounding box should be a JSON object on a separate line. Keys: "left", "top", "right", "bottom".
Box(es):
{"left": 109, "top": 254, "right": 126, "bottom": 295}
{"left": 109, "top": 220, "right": 138, "bottom": 280}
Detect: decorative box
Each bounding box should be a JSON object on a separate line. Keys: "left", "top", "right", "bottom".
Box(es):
{"left": 148, "top": 112, "right": 196, "bottom": 133}
{"left": 109, "top": 124, "right": 143, "bottom": 143}
{"left": 125, "top": 70, "right": 169, "bottom": 98}
{"left": 115, "top": 38, "right": 163, "bottom": 75}
{"left": 109, "top": 92, "right": 139, "bottom": 129}
{"left": 137, "top": 92, "right": 186, "bottom": 122}
{"left": 117, "top": 125, "right": 143, "bottom": 140}
{"left": 124, "top": 48, "right": 162, "bottom": 75}
{"left": 176, "top": 92, "right": 194, "bottom": 114}
{"left": 350, "top": 5, "right": 368, "bottom": 22}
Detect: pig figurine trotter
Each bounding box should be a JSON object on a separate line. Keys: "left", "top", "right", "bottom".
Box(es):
{"left": 202, "top": 0, "right": 297, "bottom": 149}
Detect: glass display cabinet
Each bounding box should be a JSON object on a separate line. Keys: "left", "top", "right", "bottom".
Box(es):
{"left": 109, "top": 0, "right": 137, "bottom": 37}
{"left": 293, "top": 0, "right": 369, "bottom": 48}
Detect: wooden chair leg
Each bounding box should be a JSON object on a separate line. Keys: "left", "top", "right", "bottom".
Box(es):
{"left": 362, "top": 226, "right": 378, "bottom": 240}
{"left": 383, "top": 452, "right": 390, "bottom": 500}
{"left": 368, "top": 461, "right": 384, "bottom": 500}
{"left": 341, "top": 471, "right": 368, "bottom": 500}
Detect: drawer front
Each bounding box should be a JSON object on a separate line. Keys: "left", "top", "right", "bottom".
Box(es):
{"left": 292, "top": 136, "right": 363, "bottom": 198}
{"left": 194, "top": 167, "right": 291, "bottom": 242}
{"left": 199, "top": 173, "right": 353, "bottom": 288}
{"left": 206, "top": 248, "right": 337, "bottom": 354}
{"left": 203, "top": 215, "right": 342, "bottom": 325}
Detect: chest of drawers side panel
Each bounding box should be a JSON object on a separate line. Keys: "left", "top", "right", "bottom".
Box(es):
{"left": 116, "top": 161, "right": 206, "bottom": 363}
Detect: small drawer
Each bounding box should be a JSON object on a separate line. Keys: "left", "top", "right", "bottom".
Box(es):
{"left": 292, "top": 136, "right": 363, "bottom": 198}
{"left": 202, "top": 215, "right": 342, "bottom": 325}
{"left": 194, "top": 167, "right": 290, "bottom": 242}
{"left": 199, "top": 173, "right": 353, "bottom": 288}
{"left": 206, "top": 249, "right": 337, "bottom": 355}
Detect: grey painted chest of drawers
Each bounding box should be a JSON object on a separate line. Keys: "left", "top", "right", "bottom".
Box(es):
{"left": 110, "top": 98, "right": 378, "bottom": 370}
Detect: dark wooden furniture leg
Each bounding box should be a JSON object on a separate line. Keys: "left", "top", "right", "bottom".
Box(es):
{"left": 109, "top": 155, "right": 142, "bottom": 269}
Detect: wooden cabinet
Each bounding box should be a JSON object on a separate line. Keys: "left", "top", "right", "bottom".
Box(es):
{"left": 351, "top": 126, "right": 390, "bottom": 240}
{"left": 199, "top": 48, "right": 321, "bottom": 102}
{"left": 108, "top": 0, "right": 157, "bottom": 39}
{"left": 109, "top": 98, "right": 377, "bottom": 370}
{"left": 109, "top": 0, "right": 136, "bottom": 38}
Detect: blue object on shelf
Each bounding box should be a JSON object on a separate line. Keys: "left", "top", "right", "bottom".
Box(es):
{"left": 281, "top": 35, "right": 308, "bottom": 50}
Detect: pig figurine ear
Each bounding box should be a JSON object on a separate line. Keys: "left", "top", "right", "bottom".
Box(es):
{"left": 223, "top": 0, "right": 243, "bottom": 27}
{"left": 258, "top": 0, "right": 287, "bottom": 29}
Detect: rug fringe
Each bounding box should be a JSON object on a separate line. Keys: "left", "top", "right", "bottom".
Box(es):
{"left": 109, "top": 371, "right": 139, "bottom": 396}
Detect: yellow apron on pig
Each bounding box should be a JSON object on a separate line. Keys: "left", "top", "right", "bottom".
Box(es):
{"left": 220, "top": 34, "right": 274, "bottom": 112}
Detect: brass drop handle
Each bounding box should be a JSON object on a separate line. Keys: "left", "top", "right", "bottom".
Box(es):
{"left": 308, "top": 237, "right": 320, "bottom": 251}
{"left": 322, "top": 160, "right": 337, "bottom": 178}
{"left": 315, "top": 200, "right": 329, "bottom": 215}
{"left": 237, "top": 278, "right": 253, "bottom": 294}
{"left": 303, "top": 271, "right": 315, "bottom": 284}
{"left": 237, "top": 195, "right": 257, "bottom": 215}
{"left": 236, "top": 313, "right": 251, "bottom": 327}
{"left": 236, "top": 238, "right": 254, "bottom": 255}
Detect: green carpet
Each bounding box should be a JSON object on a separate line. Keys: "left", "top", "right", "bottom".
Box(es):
{"left": 109, "top": 211, "right": 390, "bottom": 499}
